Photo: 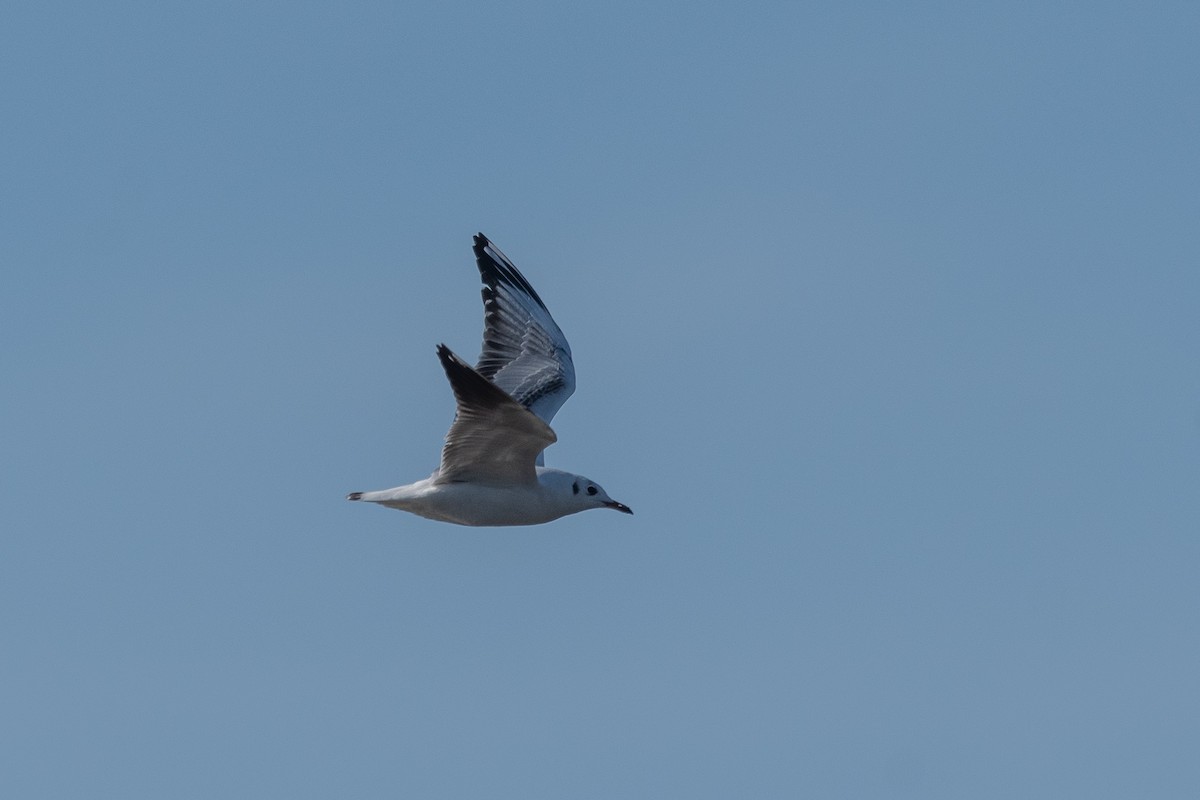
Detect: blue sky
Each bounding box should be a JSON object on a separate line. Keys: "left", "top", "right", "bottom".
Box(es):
{"left": 3, "top": 2, "right": 1198, "bottom": 797}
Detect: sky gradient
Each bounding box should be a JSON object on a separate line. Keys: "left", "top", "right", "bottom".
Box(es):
{"left": 3, "top": 2, "right": 1198, "bottom": 797}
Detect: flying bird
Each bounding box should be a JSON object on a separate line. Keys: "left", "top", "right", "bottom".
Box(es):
{"left": 346, "top": 233, "right": 633, "bottom": 526}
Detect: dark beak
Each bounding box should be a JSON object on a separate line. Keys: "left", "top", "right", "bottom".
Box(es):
{"left": 604, "top": 500, "right": 634, "bottom": 515}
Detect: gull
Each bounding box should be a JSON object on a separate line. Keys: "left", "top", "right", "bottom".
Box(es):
{"left": 346, "top": 233, "right": 633, "bottom": 526}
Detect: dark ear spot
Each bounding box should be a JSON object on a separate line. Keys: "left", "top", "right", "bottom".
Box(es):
{"left": 587, "top": 485, "right": 598, "bottom": 496}
{"left": 572, "top": 481, "right": 579, "bottom": 495}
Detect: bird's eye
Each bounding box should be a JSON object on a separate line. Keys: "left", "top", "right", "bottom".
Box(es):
{"left": 587, "top": 486, "right": 598, "bottom": 496}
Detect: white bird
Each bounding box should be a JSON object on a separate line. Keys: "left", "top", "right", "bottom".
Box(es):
{"left": 347, "top": 233, "right": 633, "bottom": 526}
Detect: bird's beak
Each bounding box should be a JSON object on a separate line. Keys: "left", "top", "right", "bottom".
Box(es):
{"left": 604, "top": 500, "right": 633, "bottom": 515}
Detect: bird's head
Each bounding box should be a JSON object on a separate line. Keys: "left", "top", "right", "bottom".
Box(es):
{"left": 543, "top": 469, "right": 633, "bottom": 516}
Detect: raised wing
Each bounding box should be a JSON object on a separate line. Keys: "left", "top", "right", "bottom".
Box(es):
{"left": 434, "top": 344, "right": 556, "bottom": 486}
{"left": 473, "top": 233, "right": 576, "bottom": 425}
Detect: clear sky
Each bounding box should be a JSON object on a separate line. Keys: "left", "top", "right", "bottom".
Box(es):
{"left": 3, "top": 2, "right": 1198, "bottom": 797}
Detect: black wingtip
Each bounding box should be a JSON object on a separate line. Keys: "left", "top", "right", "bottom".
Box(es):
{"left": 471, "top": 234, "right": 491, "bottom": 265}
{"left": 436, "top": 343, "right": 513, "bottom": 410}
{"left": 435, "top": 342, "right": 466, "bottom": 371}
{"left": 471, "top": 233, "right": 549, "bottom": 311}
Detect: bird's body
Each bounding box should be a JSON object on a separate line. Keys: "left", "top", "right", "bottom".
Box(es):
{"left": 349, "top": 468, "right": 599, "bottom": 527}
{"left": 346, "top": 233, "right": 632, "bottom": 527}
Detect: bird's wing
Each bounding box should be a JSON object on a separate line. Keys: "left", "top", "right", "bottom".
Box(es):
{"left": 434, "top": 344, "right": 557, "bottom": 486}
{"left": 472, "top": 233, "right": 576, "bottom": 426}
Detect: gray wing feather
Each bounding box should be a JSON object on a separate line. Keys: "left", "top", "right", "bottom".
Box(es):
{"left": 434, "top": 344, "right": 556, "bottom": 485}
{"left": 473, "top": 234, "right": 576, "bottom": 426}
